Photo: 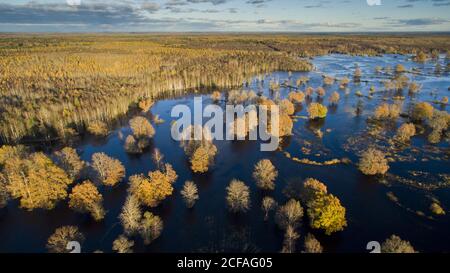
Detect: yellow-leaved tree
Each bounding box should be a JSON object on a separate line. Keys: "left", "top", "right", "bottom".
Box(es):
{"left": 46, "top": 226, "right": 84, "bottom": 253}
{"left": 91, "top": 153, "right": 125, "bottom": 186}
{"left": 190, "top": 146, "right": 210, "bottom": 173}
{"left": 4, "top": 152, "right": 73, "bottom": 210}
{"left": 69, "top": 180, "right": 105, "bottom": 221}
{"left": 53, "top": 147, "right": 85, "bottom": 180}
{"left": 129, "top": 164, "right": 177, "bottom": 207}
{"left": 307, "top": 192, "right": 347, "bottom": 235}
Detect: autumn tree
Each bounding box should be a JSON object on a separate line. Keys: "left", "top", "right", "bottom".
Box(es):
{"left": 395, "top": 123, "right": 416, "bottom": 142}
{"left": 130, "top": 164, "right": 177, "bottom": 208}
{"left": 296, "top": 76, "right": 309, "bottom": 86}
{"left": 411, "top": 102, "right": 433, "bottom": 121}
{"left": 316, "top": 87, "right": 326, "bottom": 97}
{"left": 260, "top": 98, "right": 292, "bottom": 138}
{"left": 112, "top": 235, "right": 134, "bottom": 253}
{"left": 340, "top": 77, "right": 350, "bottom": 87}
{"left": 278, "top": 113, "right": 294, "bottom": 137}
{"left": 430, "top": 202, "right": 445, "bottom": 215}
{"left": 119, "top": 195, "right": 142, "bottom": 236}
{"left": 261, "top": 196, "right": 277, "bottom": 221}
{"left": 4, "top": 152, "right": 73, "bottom": 210}
{"left": 395, "top": 64, "right": 406, "bottom": 74}
{"left": 353, "top": 66, "right": 362, "bottom": 82}
{"left": 124, "top": 135, "right": 140, "bottom": 154}
{"left": 280, "top": 99, "right": 295, "bottom": 115}
{"left": 427, "top": 110, "right": 449, "bottom": 143}
{"left": 190, "top": 146, "right": 211, "bottom": 173}
{"left": 181, "top": 181, "right": 199, "bottom": 208}
{"left": 181, "top": 126, "right": 218, "bottom": 173}
{"left": 152, "top": 148, "right": 164, "bottom": 169}
{"left": 307, "top": 103, "right": 328, "bottom": 119}
{"left": 300, "top": 178, "right": 328, "bottom": 204}
{"left": 53, "top": 147, "right": 85, "bottom": 180}
{"left": 374, "top": 103, "right": 401, "bottom": 120}
{"left": 128, "top": 116, "right": 155, "bottom": 152}
{"left": 305, "top": 87, "right": 314, "bottom": 97}
{"left": 91, "top": 153, "right": 125, "bottom": 186}
{"left": 269, "top": 81, "right": 280, "bottom": 91}
{"left": 288, "top": 91, "right": 305, "bottom": 103}
{"left": 163, "top": 163, "right": 178, "bottom": 184}
{"left": 140, "top": 211, "right": 163, "bottom": 245}
{"left": 130, "top": 174, "right": 168, "bottom": 207}
{"left": 281, "top": 225, "right": 300, "bottom": 253}
{"left": 46, "top": 226, "right": 84, "bottom": 253}
{"left": 381, "top": 235, "right": 416, "bottom": 253}
{"left": 253, "top": 159, "right": 278, "bottom": 190}
{"left": 414, "top": 51, "right": 427, "bottom": 63}
{"left": 138, "top": 98, "right": 154, "bottom": 112}
{"left": 130, "top": 116, "right": 155, "bottom": 139}
{"left": 323, "top": 75, "right": 334, "bottom": 85}
{"left": 69, "top": 180, "right": 105, "bottom": 221}
{"left": 211, "top": 91, "right": 222, "bottom": 102}
{"left": 226, "top": 179, "right": 250, "bottom": 213}
{"left": 358, "top": 148, "right": 389, "bottom": 176}
{"left": 307, "top": 193, "right": 347, "bottom": 235}
{"left": 408, "top": 82, "right": 421, "bottom": 94}
{"left": 329, "top": 91, "right": 340, "bottom": 105}
{"left": 0, "top": 145, "right": 28, "bottom": 167}
{"left": 0, "top": 173, "right": 9, "bottom": 208}
{"left": 275, "top": 199, "right": 304, "bottom": 230}
{"left": 87, "top": 121, "right": 108, "bottom": 137}
{"left": 303, "top": 233, "right": 323, "bottom": 253}
{"left": 441, "top": 96, "right": 449, "bottom": 105}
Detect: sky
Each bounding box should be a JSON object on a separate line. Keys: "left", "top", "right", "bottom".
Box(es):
{"left": 0, "top": 0, "right": 449, "bottom": 32}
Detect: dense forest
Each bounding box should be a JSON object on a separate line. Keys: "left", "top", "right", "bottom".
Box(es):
{"left": 0, "top": 34, "right": 449, "bottom": 143}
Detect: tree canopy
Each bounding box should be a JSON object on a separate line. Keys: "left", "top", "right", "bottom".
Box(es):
{"left": 4, "top": 152, "right": 73, "bottom": 210}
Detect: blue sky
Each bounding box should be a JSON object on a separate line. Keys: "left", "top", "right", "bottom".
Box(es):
{"left": 0, "top": 0, "right": 449, "bottom": 32}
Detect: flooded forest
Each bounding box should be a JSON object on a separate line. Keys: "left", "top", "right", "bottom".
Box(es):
{"left": 0, "top": 34, "right": 449, "bottom": 253}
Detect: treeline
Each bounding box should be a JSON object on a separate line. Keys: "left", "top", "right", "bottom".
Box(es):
{"left": 151, "top": 34, "right": 450, "bottom": 56}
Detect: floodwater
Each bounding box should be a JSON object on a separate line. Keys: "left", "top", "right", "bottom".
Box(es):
{"left": 0, "top": 54, "right": 449, "bottom": 253}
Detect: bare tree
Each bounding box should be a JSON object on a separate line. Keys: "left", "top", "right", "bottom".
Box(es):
{"left": 275, "top": 199, "right": 303, "bottom": 230}
{"left": 119, "top": 194, "right": 142, "bottom": 236}
{"left": 181, "top": 181, "right": 199, "bottom": 208}
{"left": 91, "top": 152, "right": 125, "bottom": 186}
{"left": 53, "top": 147, "right": 86, "bottom": 180}
{"left": 261, "top": 196, "right": 277, "bottom": 221}
{"left": 303, "top": 233, "right": 323, "bottom": 253}
{"left": 281, "top": 225, "right": 299, "bottom": 253}
{"left": 112, "top": 235, "right": 134, "bottom": 253}
{"left": 226, "top": 179, "right": 250, "bottom": 213}
{"left": 253, "top": 159, "right": 278, "bottom": 190}
{"left": 140, "top": 211, "right": 163, "bottom": 245}
{"left": 46, "top": 226, "right": 84, "bottom": 253}
{"left": 152, "top": 148, "right": 164, "bottom": 169}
